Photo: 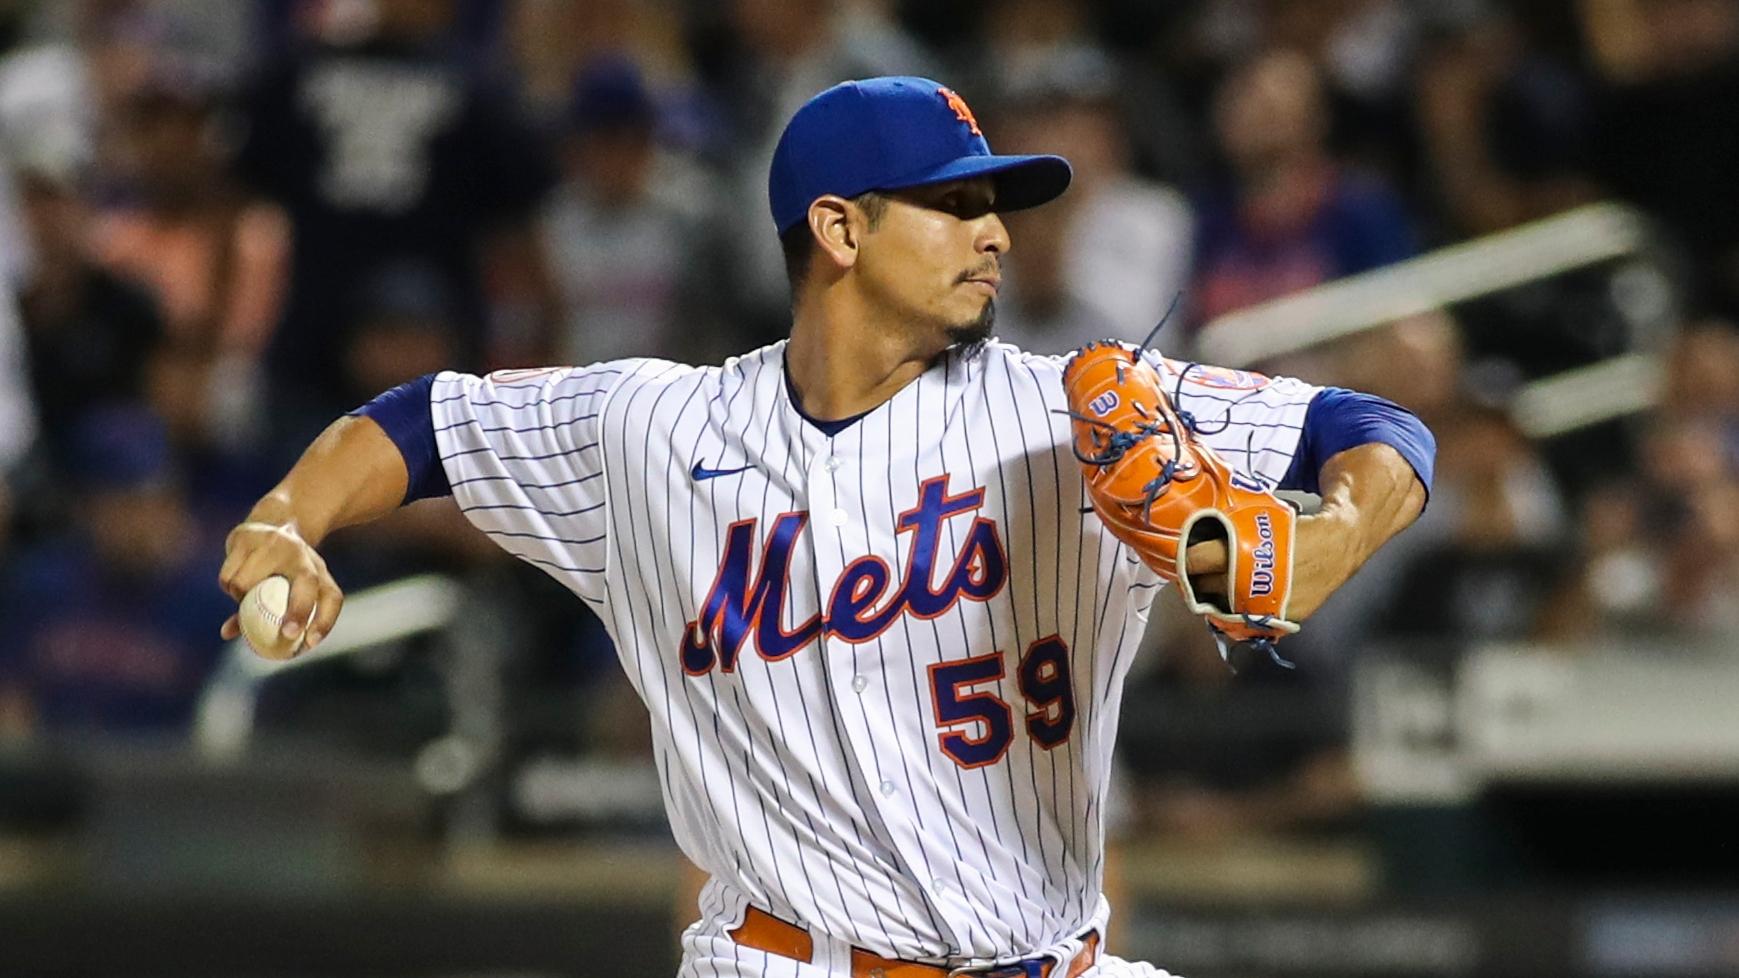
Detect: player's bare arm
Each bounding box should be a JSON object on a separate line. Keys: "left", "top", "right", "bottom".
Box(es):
{"left": 1185, "top": 441, "right": 1427, "bottom": 619}
{"left": 216, "top": 415, "right": 408, "bottom": 650}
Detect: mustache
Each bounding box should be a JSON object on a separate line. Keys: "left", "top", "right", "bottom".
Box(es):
{"left": 956, "top": 261, "right": 1000, "bottom": 284}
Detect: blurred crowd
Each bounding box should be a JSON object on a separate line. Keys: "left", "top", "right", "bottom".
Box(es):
{"left": 1, "top": 0, "right": 1738, "bottom": 845}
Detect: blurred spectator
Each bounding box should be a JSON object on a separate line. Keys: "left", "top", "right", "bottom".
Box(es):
{"left": 1639, "top": 416, "right": 1739, "bottom": 634}
{"left": 0, "top": 405, "right": 230, "bottom": 736}
{"left": 1580, "top": 0, "right": 1739, "bottom": 85}
{"left": 93, "top": 68, "right": 288, "bottom": 356}
{"left": 83, "top": 64, "right": 290, "bottom": 488}
{"left": 990, "top": 47, "right": 1194, "bottom": 353}
{"left": 1383, "top": 404, "right": 1567, "bottom": 641}
{"left": 509, "top": 0, "right": 597, "bottom": 123}
{"left": 541, "top": 59, "right": 711, "bottom": 365}
{"left": 1537, "top": 481, "right": 1660, "bottom": 642}
{"left": 1660, "top": 320, "right": 1739, "bottom": 441}
{"left": 12, "top": 165, "right": 164, "bottom": 463}
{"left": 1191, "top": 0, "right": 1440, "bottom": 180}
{"left": 16, "top": 0, "right": 250, "bottom": 79}
{"left": 0, "top": 2, "right": 103, "bottom": 185}
{"left": 344, "top": 261, "right": 463, "bottom": 401}
{"left": 1260, "top": 0, "right": 1422, "bottom": 103}
{"left": 1543, "top": 410, "right": 1739, "bottom": 644}
{"left": 1415, "top": 8, "right": 1600, "bottom": 237}
{"left": 1583, "top": 0, "right": 1739, "bottom": 318}
{"left": 1189, "top": 48, "right": 1417, "bottom": 329}
{"left": 234, "top": 0, "right": 558, "bottom": 443}
{"left": 973, "top": 0, "right": 1097, "bottom": 91}
{"left": 507, "top": 0, "right": 691, "bottom": 127}
{"left": 0, "top": 1, "right": 236, "bottom": 189}
{"left": 1665, "top": 476, "right": 1739, "bottom": 632}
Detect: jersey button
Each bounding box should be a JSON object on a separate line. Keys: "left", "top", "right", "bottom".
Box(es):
{"left": 831, "top": 507, "right": 849, "bottom": 526}
{"left": 850, "top": 675, "right": 868, "bottom": 693}
{"left": 878, "top": 780, "right": 897, "bottom": 797}
{"left": 824, "top": 455, "right": 842, "bottom": 472}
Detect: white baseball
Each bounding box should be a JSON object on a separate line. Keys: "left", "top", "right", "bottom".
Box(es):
{"left": 239, "top": 575, "right": 312, "bottom": 660}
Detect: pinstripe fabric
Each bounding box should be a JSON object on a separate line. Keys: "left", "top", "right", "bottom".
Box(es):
{"left": 429, "top": 342, "right": 1316, "bottom": 972}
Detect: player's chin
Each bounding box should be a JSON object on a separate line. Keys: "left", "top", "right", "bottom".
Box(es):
{"left": 945, "top": 298, "right": 996, "bottom": 350}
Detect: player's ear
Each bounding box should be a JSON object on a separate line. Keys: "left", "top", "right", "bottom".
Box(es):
{"left": 809, "top": 196, "right": 858, "bottom": 272}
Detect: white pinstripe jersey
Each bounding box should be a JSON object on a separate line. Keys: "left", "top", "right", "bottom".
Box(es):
{"left": 430, "top": 340, "right": 1320, "bottom": 964}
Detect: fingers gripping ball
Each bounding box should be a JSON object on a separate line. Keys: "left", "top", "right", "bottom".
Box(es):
{"left": 1060, "top": 341, "right": 1301, "bottom": 662}
{"left": 239, "top": 575, "right": 314, "bottom": 660}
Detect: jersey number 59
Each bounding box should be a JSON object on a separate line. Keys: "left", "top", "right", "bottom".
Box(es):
{"left": 926, "top": 636, "right": 1076, "bottom": 769}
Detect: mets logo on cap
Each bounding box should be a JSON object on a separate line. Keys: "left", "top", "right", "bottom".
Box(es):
{"left": 937, "top": 86, "right": 981, "bottom": 135}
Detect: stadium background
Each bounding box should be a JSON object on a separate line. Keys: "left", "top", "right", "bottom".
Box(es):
{"left": 2, "top": 0, "right": 1738, "bottom": 975}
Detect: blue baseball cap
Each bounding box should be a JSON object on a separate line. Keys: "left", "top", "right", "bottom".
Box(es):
{"left": 768, "top": 76, "right": 1072, "bottom": 233}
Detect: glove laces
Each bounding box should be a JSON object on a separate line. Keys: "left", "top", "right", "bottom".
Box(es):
{"left": 1208, "top": 618, "right": 1296, "bottom": 673}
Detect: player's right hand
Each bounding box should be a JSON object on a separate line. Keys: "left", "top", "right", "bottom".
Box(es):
{"left": 217, "top": 521, "right": 345, "bottom": 650}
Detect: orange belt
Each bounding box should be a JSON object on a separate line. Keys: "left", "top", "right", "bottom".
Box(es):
{"left": 728, "top": 905, "right": 1101, "bottom": 978}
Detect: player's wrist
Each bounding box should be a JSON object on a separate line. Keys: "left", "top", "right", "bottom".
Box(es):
{"left": 244, "top": 490, "right": 330, "bottom": 548}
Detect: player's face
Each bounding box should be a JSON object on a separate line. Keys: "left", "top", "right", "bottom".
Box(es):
{"left": 859, "top": 177, "right": 1008, "bottom": 350}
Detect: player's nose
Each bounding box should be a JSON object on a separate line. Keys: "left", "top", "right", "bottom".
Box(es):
{"left": 976, "top": 212, "right": 1009, "bottom": 256}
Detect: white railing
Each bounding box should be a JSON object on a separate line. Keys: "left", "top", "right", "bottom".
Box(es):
{"left": 193, "top": 574, "right": 464, "bottom": 761}
{"left": 1195, "top": 202, "right": 1670, "bottom": 437}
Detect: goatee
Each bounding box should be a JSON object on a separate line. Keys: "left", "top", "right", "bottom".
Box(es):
{"left": 946, "top": 300, "right": 995, "bottom": 360}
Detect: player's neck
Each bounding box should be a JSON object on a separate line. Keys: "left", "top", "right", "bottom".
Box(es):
{"left": 786, "top": 299, "right": 939, "bottom": 421}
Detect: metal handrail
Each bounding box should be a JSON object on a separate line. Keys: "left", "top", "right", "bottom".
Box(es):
{"left": 1196, "top": 202, "right": 1652, "bottom": 367}
{"left": 1194, "top": 202, "right": 1673, "bottom": 438}
{"left": 193, "top": 574, "right": 464, "bottom": 761}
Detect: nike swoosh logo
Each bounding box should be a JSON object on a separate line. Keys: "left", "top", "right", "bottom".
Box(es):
{"left": 691, "top": 461, "right": 752, "bottom": 482}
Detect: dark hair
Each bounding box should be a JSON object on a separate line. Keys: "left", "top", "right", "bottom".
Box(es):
{"left": 780, "top": 191, "right": 889, "bottom": 297}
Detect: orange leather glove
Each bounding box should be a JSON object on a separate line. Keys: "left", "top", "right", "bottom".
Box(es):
{"left": 1061, "top": 341, "right": 1300, "bottom": 663}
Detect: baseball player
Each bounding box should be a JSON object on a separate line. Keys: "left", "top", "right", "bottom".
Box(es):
{"left": 219, "top": 77, "right": 1433, "bottom": 977}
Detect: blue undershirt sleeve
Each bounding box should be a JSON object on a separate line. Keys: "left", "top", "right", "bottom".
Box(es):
{"left": 1279, "top": 387, "right": 1435, "bottom": 500}
{"left": 348, "top": 373, "right": 452, "bottom": 504}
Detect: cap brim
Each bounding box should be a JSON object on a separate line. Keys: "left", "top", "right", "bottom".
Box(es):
{"left": 879, "top": 153, "right": 1072, "bottom": 214}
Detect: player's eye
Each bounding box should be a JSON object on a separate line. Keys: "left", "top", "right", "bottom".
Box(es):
{"left": 938, "top": 191, "right": 988, "bottom": 219}
{"left": 903, "top": 184, "right": 991, "bottom": 218}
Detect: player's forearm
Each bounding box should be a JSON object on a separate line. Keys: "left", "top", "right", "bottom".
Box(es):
{"left": 1280, "top": 442, "right": 1426, "bottom": 621}
{"left": 246, "top": 415, "right": 409, "bottom": 546}
{"left": 1310, "top": 442, "right": 1427, "bottom": 571}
